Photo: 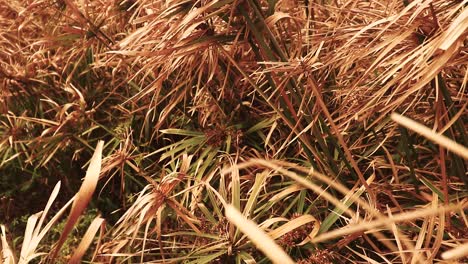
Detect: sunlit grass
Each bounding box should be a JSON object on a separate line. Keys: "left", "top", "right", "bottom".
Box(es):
{"left": 0, "top": 0, "right": 466, "bottom": 263}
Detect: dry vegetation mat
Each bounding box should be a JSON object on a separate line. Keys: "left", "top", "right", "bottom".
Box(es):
{"left": 0, "top": 0, "right": 467, "bottom": 263}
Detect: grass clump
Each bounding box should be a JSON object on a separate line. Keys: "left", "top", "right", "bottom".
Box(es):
{"left": 1, "top": 0, "right": 467, "bottom": 263}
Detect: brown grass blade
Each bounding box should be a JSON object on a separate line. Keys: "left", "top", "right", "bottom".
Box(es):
{"left": 51, "top": 140, "right": 104, "bottom": 261}
{"left": 68, "top": 217, "right": 105, "bottom": 264}
{"left": 391, "top": 113, "right": 468, "bottom": 159}
{"left": 439, "top": 7, "right": 468, "bottom": 51}
{"left": 225, "top": 204, "right": 295, "bottom": 264}
{"left": 1, "top": 225, "right": 16, "bottom": 264}
{"left": 268, "top": 214, "right": 320, "bottom": 244}
{"left": 15, "top": 181, "right": 65, "bottom": 263}
{"left": 311, "top": 202, "right": 465, "bottom": 244}
{"left": 441, "top": 242, "right": 468, "bottom": 260}
{"left": 386, "top": 207, "right": 407, "bottom": 264}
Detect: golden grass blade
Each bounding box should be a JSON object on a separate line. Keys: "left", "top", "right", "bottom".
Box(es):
{"left": 18, "top": 182, "right": 62, "bottom": 263}
{"left": 424, "top": 193, "right": 438, "bottom": 250}
{"left": 259, "top": 217, "right": 289, "bottom": 230}
{"left": 69, "top": 217, "right": 105, "bottom": 264}
{"left": 311, "top": 203, "right": 465, "bottom": 244}
{"left": 51, "top": 140, "right": 104, "bottom": 261}
{"left": 230, "top": 159, "right": 240, "bottom": 211}
{"left": 243, "top": 171, "right": 268, "bottom": 217}
{"left": 30, "top": 181, "right": 61, "bottom": 246}
{"left": 391, "top": 113, "right": 468, "bottom": 159}
{"left": 270, "top": 184, "right": 305, "bottom": 203}
{"left": 225, "top": 205, "right": 295, "bottom": 264}
{"left": 1, "top": 225, "right": 16, "bottom": 264}
{"left": 411, "top": 217, "right": 429, "bottom": 264}
{"left": 19, "top": 212, "right": 40, "bottom": 262}
{"left": 268, "top": 214, "right": 320, "bottom": 243}
{"left": 346, "top": 246, "right": 383, "bottom": 264}
{"left": 386, "top": 207, "right": 407, "bottom": 264}
{"left": 439, "top": 6, "right": 468, "bottom": 51}
{"left": 36, "top": 196, "right": 75, "bottom": 248}
{"left": 441, "top": 242, "right": 468, "bottom": 260}
{"left": 428, "top": 206, "right": 445, "bottom": 262}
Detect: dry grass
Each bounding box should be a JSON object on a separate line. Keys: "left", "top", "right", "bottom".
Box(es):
{"left": 0, "top": 0, "right": 467, "bottom": 263}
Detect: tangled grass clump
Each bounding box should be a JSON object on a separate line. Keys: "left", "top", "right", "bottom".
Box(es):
{"left": 0, "top": 0, "right": 467, "bottom": 263}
